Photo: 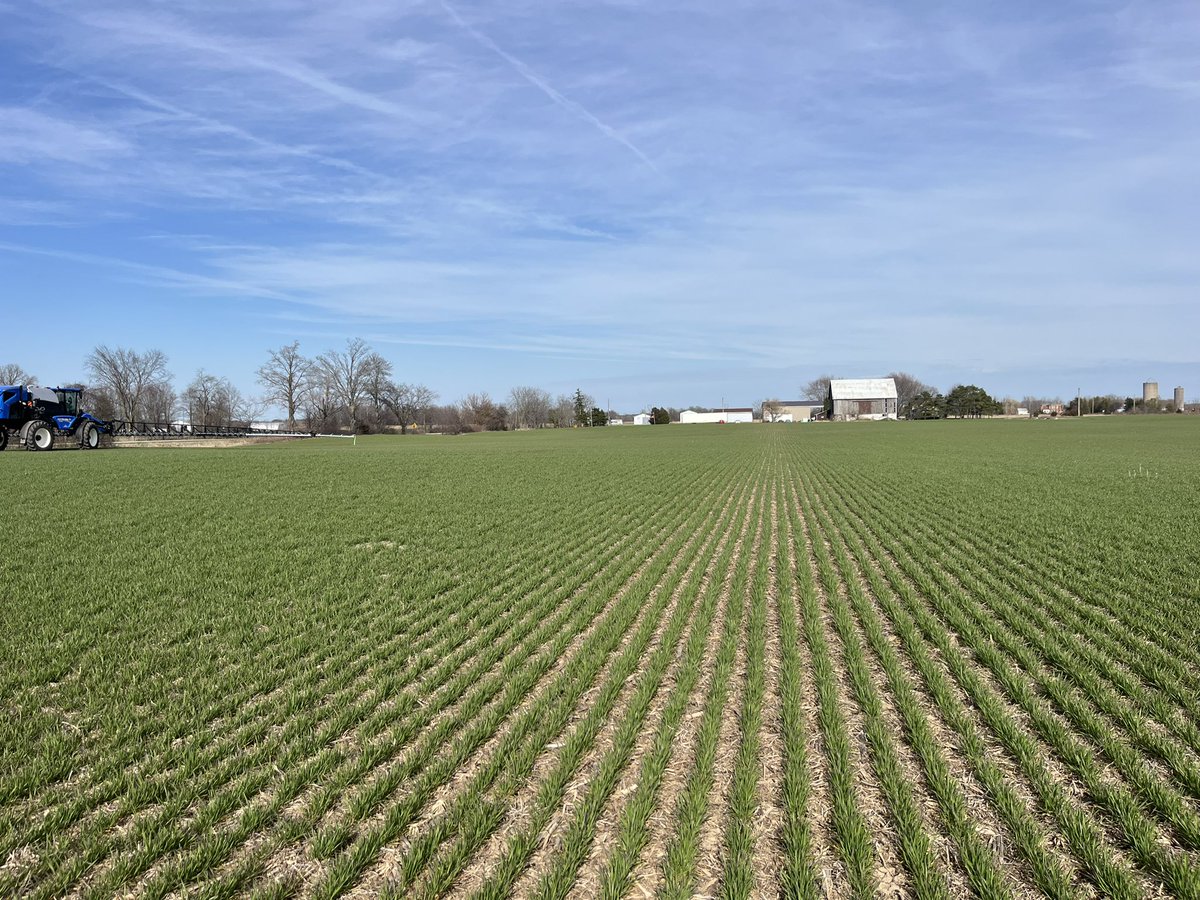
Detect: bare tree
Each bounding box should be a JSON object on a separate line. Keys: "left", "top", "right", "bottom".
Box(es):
{"left": 358, "top": 352, "right": 394, "bottom": 431}
{"left": 1022, "top": 395, "right": 1051, "bottom": 416}
{"left": 410, "top": 384, "right": 437, "bottom": 433}
{"left": 548, "top": 393, "right": 574, "bottom": 428}
{"left": 318, "top": 338, "right": 378, "bottom": 432}
{"left": 460, "top": 392, "right": 507, "bottom": 431}
{"left": 507, "top": 385, "right": 552, "bottom": 429}
{"left": 257, "top": 341, "right": 311, "bottom": 430}
{"left": 182, "top": 371, "right": 266, "bottom": 427}
{"left": 382, "top": 382, "right": 437, "bottom": 433}
{"left": 801, "top": 374, "right": 839, "bottom": 401}
{"left": 0, "top": 363, "right": 35, "bottom": 385}
{"left": 183, "top": 371, "right": 232, "bottom": 425}
{"left": 143, "top": 382, "right": 178, "bottom": 423}
{"left": 762, "top": 398, "right": 783, "bottom": 422}
{"left": 303, "top": 368, "right": 340, "bottom": 432}
{"left": 888, "top": 371, "right": 935, "bottom": 417}
{"left": 231, "top": 387, "right": 268, "bottom": 427}
{"left": 85, "top": 346, "right": 171, "bottom": 422}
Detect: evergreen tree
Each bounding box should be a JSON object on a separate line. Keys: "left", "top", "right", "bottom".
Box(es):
{"left": 573, "top": 388, "right": 590, "bottom": 427}
{"left": 908, "top": 390, "right": 946, "bottom": 419}
{"left": 945, "top": 384, "right": 1001, "bottom": 418}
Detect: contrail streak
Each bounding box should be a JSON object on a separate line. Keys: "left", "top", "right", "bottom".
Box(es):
{"left": 439, "top": 0, "right": 658, "bottom": 172}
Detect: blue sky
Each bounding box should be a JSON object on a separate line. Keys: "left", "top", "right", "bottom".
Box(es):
{"left": 2, "top": 0, "right": 1198, "bottom": 411}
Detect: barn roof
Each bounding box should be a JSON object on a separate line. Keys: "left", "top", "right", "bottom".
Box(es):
{"left": 775, "top": 399, "right": 824, "bottom": 407}
{"left": 829, "top": 378, "right": 898, "bottom": 400}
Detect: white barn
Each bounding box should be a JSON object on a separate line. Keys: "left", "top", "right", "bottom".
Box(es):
{"left": 828, "top": 378, "right": 898, "bottom": 420}
{"left": 632, "top": 413, "right": 652, "bottom": 425}
{"left": 678, "top": 408, "right": 754, "bottom": 424}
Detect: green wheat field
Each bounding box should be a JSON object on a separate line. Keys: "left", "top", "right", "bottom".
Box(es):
{"left": 2, "top": 419, "right": 1199, "bottom": 899}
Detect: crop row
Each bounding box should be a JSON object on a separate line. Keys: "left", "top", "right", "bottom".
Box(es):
{"left": 790, "top": 437, "right": 1200, "bottom": 899}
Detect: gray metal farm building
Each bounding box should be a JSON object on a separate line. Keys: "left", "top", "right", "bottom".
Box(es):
{"left": 766, "top": 400, "right": 824, "bottom": 422}
{"left": 828, "top": 378, "right": 899, "bottom": 420}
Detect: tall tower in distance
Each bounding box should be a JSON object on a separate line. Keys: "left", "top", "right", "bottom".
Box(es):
{"left": 1143, "top": 381, "right": 1159, "bottom": 409}
{"left": 1175, "top": 386, "right": 1185, "bottom": 412}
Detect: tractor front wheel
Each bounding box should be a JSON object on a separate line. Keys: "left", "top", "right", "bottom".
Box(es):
{"left": 24, "top": 420, "right": 55, "bottom": 451}
{"left": 0, "top": 427, "right": 8, "bottom": 451}
{"left": 77, "top": 422, "right": 101, "bottom": 450}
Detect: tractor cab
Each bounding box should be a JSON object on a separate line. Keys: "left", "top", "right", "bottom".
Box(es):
{"left": 53, "top": 388, "right": 81, "bottom": 417}
{"left": 21, "top": 386, "right": 82, "bottom": 419}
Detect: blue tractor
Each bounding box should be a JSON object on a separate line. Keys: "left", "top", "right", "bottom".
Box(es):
{"left": 0, "top": 384, "right": 110, "bottom": 451}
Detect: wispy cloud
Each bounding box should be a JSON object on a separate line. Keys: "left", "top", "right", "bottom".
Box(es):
{"left": 68, "top": 9, "right": 427, "bottom": 124}
{"left": 0, "top": 239, "right": 299, "bottom": 303}
{"left": 88, "top": 78, "right": 387, "bottom": 181}
{"left": 437, "top": 0, "right": 657, "bottom": 172}
{"left": 0, "top": 106, "right": 130, "bottom": 165}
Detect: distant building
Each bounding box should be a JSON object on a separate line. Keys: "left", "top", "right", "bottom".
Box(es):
{"left": 1016, "top": 408, "right": 1030, "bottom": 417}
{"left": 828, "top": 379, "right": 898, "bottom": 420}
{"left": 632, "top": 413, "right": 652, "bottom": 425}
{"left": 678, "top": 408, "right": 754, "bottom": 424}
{"left": 608, "top": 417, "right": 625, "bottom": 426}
{"left": 766, "top": 400, "right": 823, "bottom": 422}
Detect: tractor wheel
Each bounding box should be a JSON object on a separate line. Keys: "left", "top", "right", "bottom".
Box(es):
{"left": 0, "top": 427, "right": 8, "bottom": 451}
{"left": 24, "top": 419, "right": 55, "bottom": 451}
{"left": 77, "top": 422, "right": 101, "bottom": 450}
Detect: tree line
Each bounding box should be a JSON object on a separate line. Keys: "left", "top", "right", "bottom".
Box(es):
{"left": 8, "top": 352, "right": 1173, "bottom": 433}
{"left": 1, "top": 342, "right": 435, "bottom": 433}
{"left": 0, "top": 342, "right": 635, "bottom": 434}
{"left": 1068, "top": 395, "right": 1184, "bottom": 415}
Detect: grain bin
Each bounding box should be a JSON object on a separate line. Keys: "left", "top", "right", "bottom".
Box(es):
{"left": 1175, "top": 386, "right": 1185, "bottom": 411}
{"left": 1143, "top": 382, "right": 1159, "bottom": 405}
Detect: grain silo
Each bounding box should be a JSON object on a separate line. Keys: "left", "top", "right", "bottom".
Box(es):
{"left": 1143, "top": 382, "right": 1159, "bottom": 405}
{"left": 1175, "top": 386, "right": 1185, "bottom": 411}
